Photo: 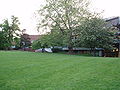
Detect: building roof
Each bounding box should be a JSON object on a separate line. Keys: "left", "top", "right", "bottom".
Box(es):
{"left": 29, "top": 35, "right": 40, "bottom": 41}
{"left": 106, "top": 17, "right": 120, "bottom": 27}
{"left": 105, "top": 17, "right": 119, "bottom": 22}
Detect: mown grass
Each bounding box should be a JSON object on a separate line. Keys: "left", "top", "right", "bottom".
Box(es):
{"left": 0, "top": 51, "right": 120, "bottom": 90}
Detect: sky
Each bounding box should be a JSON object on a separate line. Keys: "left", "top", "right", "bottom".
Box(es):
{"left": 0, "top": 0, "right": 120, "bottom": 35}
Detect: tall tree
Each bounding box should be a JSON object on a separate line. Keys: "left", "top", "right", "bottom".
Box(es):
{"left": 37, "top": 0, "right": 91, "bottom": 53}
{"left": 78, "top": 17, "right": 114, "bottom": 56}
{"left": 0, "top": 16, "right": 20, "bottom": 50}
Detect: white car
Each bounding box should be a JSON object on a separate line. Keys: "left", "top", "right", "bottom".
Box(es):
{"left": 35, "top": 48, "right": 52, "bottom": 53}
{"left": 44, "top": 48, "right": 52, "bottom": 52}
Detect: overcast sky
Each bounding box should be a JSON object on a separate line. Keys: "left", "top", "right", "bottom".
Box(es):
{"left": 0, "top": 0, "right": 119, "bottom": 35}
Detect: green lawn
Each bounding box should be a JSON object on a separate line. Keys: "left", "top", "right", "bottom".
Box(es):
{"left": 0, "top": 51, "right": 120, "bottom": 90}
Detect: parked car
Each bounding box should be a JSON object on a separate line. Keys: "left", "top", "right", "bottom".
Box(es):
{"left": 35, "top": 48, "right": 52, "bottom": 53}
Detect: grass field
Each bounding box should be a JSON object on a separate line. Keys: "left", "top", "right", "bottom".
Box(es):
{"left": 0, "top": 51, "right": 120, "bottom": 90}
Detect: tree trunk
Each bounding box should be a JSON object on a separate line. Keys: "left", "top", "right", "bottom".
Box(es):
{"left": 68, "top": 32, "right": 73, "bottom": 54}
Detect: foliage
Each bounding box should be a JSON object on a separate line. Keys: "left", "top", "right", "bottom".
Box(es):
{"left": 36, "top": 16, "right": 114, "bottom": 54}
{"left": 0, "top": 31, "right": 8, "bottom": 49}
{"left": 32, "top": 30, "right": 64, "bottom": 49}
{"left": 37, "top": 0, "right": 115, "bottom": 55}
{"left": 78, "top": 17, "right": 114, "bottom": 50}
{"left": 0, "top": 16, "right": 20, "bottom": 50}
{"left": 32, "top": 40, "right": 42, "bottom": 49}
{"left": 37, "top": 0, "right": 91, "bottom": 51}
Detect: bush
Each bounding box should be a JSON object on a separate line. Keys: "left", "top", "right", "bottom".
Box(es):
{"left": 32, "top": 40, "right": 42, "bottom": 50}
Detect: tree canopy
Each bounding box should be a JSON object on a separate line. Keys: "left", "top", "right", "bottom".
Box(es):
{"left": 37, "top": 0, "right": 91, "bottom": 52}
{"left": 35, "top": 0, "right": 114, "bottom": 55}
{"left": 78, "top": 18, "right": 114, "bottom": 50}
{"left": 0, "top": 16, "right": 20, "bottom": 50}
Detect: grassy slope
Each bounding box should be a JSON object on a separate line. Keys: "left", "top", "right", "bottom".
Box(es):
{"left": 0, "top": 51, "right": 120, "bottom": 90}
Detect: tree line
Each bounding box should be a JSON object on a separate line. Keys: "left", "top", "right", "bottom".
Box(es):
{"left": 0, "top": 0, "right": 115, "bottom": 55}
{"left": 32, "top": 0, "right": 115, "bottom": 55}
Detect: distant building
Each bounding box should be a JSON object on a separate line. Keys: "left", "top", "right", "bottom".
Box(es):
{"left": 105, "top": 17, "right": 120, "bottom": 29}
{"left": 29, "top": 35, "right": 40, "bottom": 43}
{"left": 105, "top": 17, "right": 120, "bottom": 57}
{"left": 19, "top": 34, "right": 40, "bottom": 51}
